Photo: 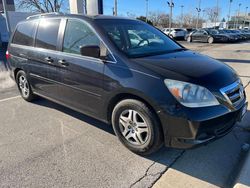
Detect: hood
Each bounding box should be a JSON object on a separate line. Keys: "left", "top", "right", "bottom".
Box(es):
{"left": 133, "top": 50, "right": 238, "bottom": 91}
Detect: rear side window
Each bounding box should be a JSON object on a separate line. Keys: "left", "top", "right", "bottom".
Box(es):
{"left": 35, "top": 19, "right": 61, "bottom": 50}
{"left": 12, "top": 21, "right": 37, "bottom": 46}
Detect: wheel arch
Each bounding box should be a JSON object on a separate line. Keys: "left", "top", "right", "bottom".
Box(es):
{"left": 106, "top": 92, "right": 163, "bottom": 132}
{"left": 14, "top": 68, "right": 23, "bottom": 80}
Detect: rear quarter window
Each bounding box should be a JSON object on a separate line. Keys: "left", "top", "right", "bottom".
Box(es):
{"left": 12, "top": 21, "right": 37, "bottom": 46}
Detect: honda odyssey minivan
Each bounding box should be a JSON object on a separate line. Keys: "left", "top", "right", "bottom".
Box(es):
{"left": 7, "top": 13, "right": 247, "bottom": 155}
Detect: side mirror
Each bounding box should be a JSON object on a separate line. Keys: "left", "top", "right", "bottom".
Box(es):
{"left": 80, "top": 45, "right": 100, "bottom": 58}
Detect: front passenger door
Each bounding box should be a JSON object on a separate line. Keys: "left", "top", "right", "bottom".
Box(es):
{"left": 56, "top": 19, "right": 107, "bottom": 116}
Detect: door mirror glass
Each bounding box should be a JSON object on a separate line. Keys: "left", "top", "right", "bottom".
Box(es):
{"left": 80, "top": 45, "right": 100, "bottom": 58}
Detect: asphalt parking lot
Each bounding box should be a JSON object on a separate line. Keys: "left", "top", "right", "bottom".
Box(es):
{"left": 0, "top": 41, "right": 250, "bottom": 188}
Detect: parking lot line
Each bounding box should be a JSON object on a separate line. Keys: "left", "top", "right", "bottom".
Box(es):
{"left": 0, "top": 95, "right": 20, "bottom": 103}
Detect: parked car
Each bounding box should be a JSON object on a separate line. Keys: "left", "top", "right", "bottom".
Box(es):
{"left": 162, "top": 28, "right": 186, "bottom": 39}
{"left": 184, "top": 28, "right": 196, "bottom": 40}
{"left": 217, "top": 29, "right": 239, "bottom": 42}
{"left": 186, "top": 29, "right": 230, "bottom": 43}
{"left": 240, "top": 30, "right": 250, "bottom": 40}
{"left": 7, "top": 14, "right": 247, "bottom": 155}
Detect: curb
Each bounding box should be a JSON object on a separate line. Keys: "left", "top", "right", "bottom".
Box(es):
{"left": 233, "top": 146, "right": 250, "bottom": 188}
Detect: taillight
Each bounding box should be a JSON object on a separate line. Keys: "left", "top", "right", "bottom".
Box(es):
{"left": 6, "top": 50, "right": 10, "bottom": 60}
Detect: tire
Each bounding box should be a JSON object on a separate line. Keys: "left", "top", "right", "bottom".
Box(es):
{"left": 112, "top": 99, "right": 163, "bottom": 155}
{"left": 16, "top": 70, "right": 36, "bottom": 102}
{"left": 208, "top": 37, "right": 214, "bottom": 44}
{"left": 187, "top": 36, "right": 192, "bottom": 42}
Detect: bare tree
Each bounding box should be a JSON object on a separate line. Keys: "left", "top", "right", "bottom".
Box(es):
{"left": 181, "top": 13, "right": 196, "bottom": 28}
{"left": 16, "top": 0, "right": 64, "bottom": 12}
{"left": 204, "top": 7, "right": 221, "bottom": 22}
{"left": 148, "top": 11, "right": 169, "bottom": 27}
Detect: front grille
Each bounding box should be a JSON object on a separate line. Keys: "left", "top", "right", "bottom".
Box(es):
{"left": 220, "top": 80, "right": 245, "bottom": 107}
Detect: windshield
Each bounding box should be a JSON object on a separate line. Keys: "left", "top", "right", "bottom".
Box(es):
{"left": 209, "top": 29, "right": 219, "bottom": 35}
{"left": 96, "top": 19, "right": 182, "bottom": 58}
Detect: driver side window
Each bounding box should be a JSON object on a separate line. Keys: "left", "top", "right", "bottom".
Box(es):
{"left": 63, "top": 19, "right": 100, "bottom": 55}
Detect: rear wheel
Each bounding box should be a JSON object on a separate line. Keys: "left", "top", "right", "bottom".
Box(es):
{"left": 16, "top": 70, "right": 36, "bottom": 102}
{"left": 208, "top": 37, "right": 214, "bottom": 44}
{"left": 112, "top": 99, "right": 163, "bottom": 155}
{"left": 187, "top": 36, "right": 192, "bottom": 42}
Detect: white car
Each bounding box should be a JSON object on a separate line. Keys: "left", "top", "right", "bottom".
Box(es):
{"left": 162, "top": 28, "right": 186, "bottom": 39}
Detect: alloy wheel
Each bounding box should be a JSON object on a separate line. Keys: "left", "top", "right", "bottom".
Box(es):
{"left": 119, "top": 109, "right": 150, "bottom": 146}
{"left": 19, "top": 75, "right": 30, "bottom": 98}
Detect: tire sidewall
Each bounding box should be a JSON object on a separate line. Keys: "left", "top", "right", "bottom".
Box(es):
{"left": 16, "top": 70, "right": 33, "bottom": 101}
{"left": 112, "top": 100, "right": 161, "bottom": 154}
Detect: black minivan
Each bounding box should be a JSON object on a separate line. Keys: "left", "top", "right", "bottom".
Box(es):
{"left": 7, "top": 13, "right": 247, "bottom": 155}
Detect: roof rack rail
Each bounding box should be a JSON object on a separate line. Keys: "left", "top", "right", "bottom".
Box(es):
{"left": 26, "top": 12, "right": 62, "bottom": 20}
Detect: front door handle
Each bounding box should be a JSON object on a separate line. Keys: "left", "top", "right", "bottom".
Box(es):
{"left": 45, "top": 57, "right": 54, "bottom": 63}
{"left": 58, "top": 59, "right": 69, "bottom": 67}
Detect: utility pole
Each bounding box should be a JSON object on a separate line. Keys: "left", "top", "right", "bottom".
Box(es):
{"left": 146, "top": 0, "right": 149, "bottom": 23}
{"left": 2, "top": 0, "right": 11, "bottom": 36}
{"left": 227, "top": 0, "right": 233, "bottom": 29}
{"left": 114, "top": 0, "right": 117, "bottom": 16}
{"left": 196, "top": 0, "right": 201, "bottom": 29}
{"left": 243, "top": 7, "right": 248, "bottom": 28}
{"left": 202, "top": 9, "right": 207, "bottom": 28}
{"left": 215, "top": 0, "right": 219, "bottom": 27}
{"left": 180, "top": 5, "right": 184, "bottom": 28}
{"left": 167, "top": 0, "right": 174, "bottom": 32}
{"left": 236, "top": 3, "right": 242, "bottom": 29}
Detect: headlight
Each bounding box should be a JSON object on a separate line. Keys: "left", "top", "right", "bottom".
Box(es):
{"left": 164, "top": 79, "right": 219, "bottom": 108}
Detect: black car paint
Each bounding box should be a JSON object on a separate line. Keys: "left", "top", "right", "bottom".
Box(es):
{"left": 8, "top": 14, "right": 246, "bottom": 149}
{"left": 190, "top": 29, "right": 229, "bottom": 43}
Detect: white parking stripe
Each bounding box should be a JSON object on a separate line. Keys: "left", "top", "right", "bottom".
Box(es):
{"left": 0, "top": 96, "right": 21, "bottom": 103}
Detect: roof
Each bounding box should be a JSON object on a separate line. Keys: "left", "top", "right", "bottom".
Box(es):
{"left": 26, "top": 12, "right": 135, "bottom": 21}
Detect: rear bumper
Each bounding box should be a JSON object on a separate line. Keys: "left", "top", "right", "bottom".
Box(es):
{"left": 158, "top": 99, "right": 247, "bottom": 149}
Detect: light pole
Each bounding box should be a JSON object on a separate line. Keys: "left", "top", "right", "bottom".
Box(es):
{"left": 180, "top": 5, "right": 184, "bottom": 27}
{"left": 114, "top": 0, "right": 117, "bottom": 16}
{"left": 196, "top": 0, "right": 201, "bottom": 29}
{"left": 236, "top": 3, "right": 242, "bottom": 29}
{"left": 146, "top": 0, "right": 149, "bottom": 23}
{"left": 233, "top": 10, "right": 237, "bottom": 29}
{"left": 216, "top": 0, "right": 219, "bottom": 24}
{"left": 167, "top": 0, "right": 174, "bottom": 32}
{"left": 2, "top": 0, "right": 11, "bottom": 36}
{"left": 227, "top": 0, "right": 233, "bottom": 29}
{"left": 243, "top": 7, "right": 248, "bottom": 28}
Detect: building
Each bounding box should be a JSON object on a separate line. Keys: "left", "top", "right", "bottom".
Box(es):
{"left": 202, "top": 22, "right": 227, "bottom": 29}
{"left": 0, "top": 12, "right": 35, "bottom": 43}
{"left": 229, "top": 13, "right": 250, "bottom": 29}
{"left": 0, "top": 0, "right": 15, "bottom": 12}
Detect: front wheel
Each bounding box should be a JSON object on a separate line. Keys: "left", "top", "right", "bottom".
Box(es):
{"left": 16, "top": 70, "right": 36, "bottom": 102}
{"left": 112, "top": 99, "right": 163, "bottom": 155}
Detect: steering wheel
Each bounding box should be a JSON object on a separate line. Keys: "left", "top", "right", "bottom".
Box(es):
{"left": 137, "top": 39, "right": 149, "bottom": 47}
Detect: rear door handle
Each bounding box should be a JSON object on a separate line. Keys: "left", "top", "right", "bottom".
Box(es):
{"left": 44, "top": 57, "right": 54, "bottom": 63}
{"left": 58, "top": 59, "right": 69, "bottom": 67}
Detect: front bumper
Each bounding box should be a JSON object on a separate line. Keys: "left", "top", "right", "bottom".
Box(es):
{"left": 158, "top": 99, "right": 247, "bottom": 149}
